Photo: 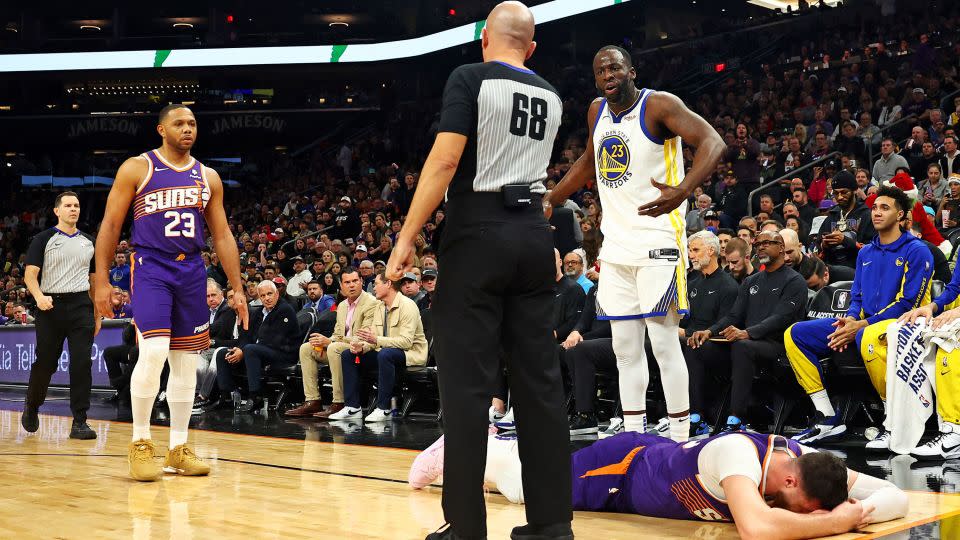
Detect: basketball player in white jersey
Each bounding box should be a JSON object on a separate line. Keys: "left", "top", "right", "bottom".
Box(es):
{"left": 545, "top": 45, "right": 724, "bottom": 441}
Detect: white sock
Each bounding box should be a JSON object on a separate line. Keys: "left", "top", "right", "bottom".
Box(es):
{"left": 132, "top": 415, "right": 152, "bottom": 442}
{"left": 129, "top": 334, "right": 170, "bottom": 442}
{"left": 669, "top": 414, "right": 690, "bottom": 442}
{"left": 623, "top": 413, "right": 647, "bottom": 433}
{"left": 810, "top": 390, "right": 836, "bottom": 419}
{"left": 166, "top": 351, "right": 198, "bottom": 449}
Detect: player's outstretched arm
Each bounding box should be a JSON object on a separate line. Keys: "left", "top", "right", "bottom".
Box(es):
{"left": 638, "top": 92, "right": 725, "bottom": 217}
{"left": 386, "top": 132, "right": 466, "bottom": 281}
{"left": 94, "top": 157, "right": 144, "bottom": 318}
{"left": 723, "top": 475, "right": 864, "bottom": 540}
{"left": 203, "top": 167, "right": 248, "bottom": 330}
{"left": 846, "top": 469, "right": 909, "bottom": 524}
{"left": 544, "top": 99, "right": 603, "bottom": 214}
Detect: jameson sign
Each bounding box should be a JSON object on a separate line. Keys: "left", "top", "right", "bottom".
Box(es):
{"left": 210, "top": 114, "right": 287, "bottom": 135}
{"left": 68, "top": 117, "right": 142, "bottom": 138}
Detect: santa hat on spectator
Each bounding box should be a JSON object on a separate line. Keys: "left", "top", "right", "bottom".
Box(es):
{"left": 883, "top": 171, "right": 919, "bottom": 203}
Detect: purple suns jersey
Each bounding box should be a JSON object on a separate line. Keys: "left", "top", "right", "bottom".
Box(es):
{"left": 131, "top": 150, "right": 211, "bottom": 255}
{"left": 574, "top": 432, "right": 803, "bottom": 521}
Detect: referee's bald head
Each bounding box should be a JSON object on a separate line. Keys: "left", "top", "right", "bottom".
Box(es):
{"left": 483, "top": 1, "right": 536, "bottom": 58}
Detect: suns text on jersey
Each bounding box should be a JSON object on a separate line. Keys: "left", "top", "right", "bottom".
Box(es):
{"left": 142, "top": 187, "right": 201, "bottom": 215}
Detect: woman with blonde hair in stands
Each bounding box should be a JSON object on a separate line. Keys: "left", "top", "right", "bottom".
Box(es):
{"left": 321, "top": 250, "right": 336, "bottom": 273}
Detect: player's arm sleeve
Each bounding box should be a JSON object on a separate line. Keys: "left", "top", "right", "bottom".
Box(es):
{"left": 437, "top": 66, "right": 476, "bottom": 136}
{"left": 848, "top": 471, "right": 909, "bottom": 523}
{"left": 710, "top": 280, "right": 748, "bottom": 334}
{"left": 746, "top": 276, "right": 807, "bottom": 340}
{"left": 25, "top": 232, "right": 47, "bottom": 269}
{"left": 933, "top": 266, "right": 960, "bottom": 312}
{"left": 868, "top": 245, "right": 934, "bottom": 324}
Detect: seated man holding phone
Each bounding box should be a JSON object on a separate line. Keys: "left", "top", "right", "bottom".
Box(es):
{"left": 686, "top": 230, "right": 807, "bottom": 435}
{"left": 813, "top": 171, "right": 875, "bottom": 269}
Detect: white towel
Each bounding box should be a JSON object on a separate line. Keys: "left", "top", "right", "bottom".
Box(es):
{"left": 885, "top": 320, "right": 937, "bottom": 454}
{"left": 926, "top": 318, "right": 960, "bottom": 353}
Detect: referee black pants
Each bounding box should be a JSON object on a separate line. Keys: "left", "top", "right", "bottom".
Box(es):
{"left": 434, "top": 194, "right": 572, "bottom": 537}
{"left": 26, "top": 292, "right": 95, "bottom": 421}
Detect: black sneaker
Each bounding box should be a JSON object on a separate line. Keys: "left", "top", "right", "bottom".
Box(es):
{"left": 69, "top": 420, "right": 97, "bottom": 440}
{"left": 511, "top": 522, "right": 574, "bottom": 540}
{"left": 425, "top": 523, "right": 485, "bottom": 540}
{"left": 235, "top": 397, "right": 262, "bottom": 413}
{"left": 21, "top": 404, "right": 39, "bottom": 433}
{"left": 690, "top": 419, "right": 711, "bottom": 438}
{"left": 714, "top": 422, "right": 746, "bottom": 435}
{"left": 568, "top": 412, "right": 599, "bottom": 435}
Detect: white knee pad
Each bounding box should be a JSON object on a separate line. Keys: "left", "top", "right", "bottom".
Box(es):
{"left": 166, "top": 350, "right": 199, "bottom": 403}
{"left": 130, "top": 335, "right": 170, "bottom": 400}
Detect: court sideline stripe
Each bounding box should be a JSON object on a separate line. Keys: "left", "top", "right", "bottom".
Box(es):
{"left": 1, "top": 408, "right": 425, "bottom": 453}
{"left": 0, "top": 452, "right": 418, "bottom": 487}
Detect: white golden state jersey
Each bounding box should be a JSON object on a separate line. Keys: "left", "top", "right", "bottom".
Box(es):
{"left": 592, "top": 88, "right": 687, "bottom": 267}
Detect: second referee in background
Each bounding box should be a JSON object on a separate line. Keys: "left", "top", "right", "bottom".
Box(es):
{"left": 21, "top": 191, "right": 100, "bottom": 439}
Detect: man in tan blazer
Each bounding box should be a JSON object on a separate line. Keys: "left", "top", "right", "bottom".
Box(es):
{"left": 285, "top": 268, "right": 379, "bottom": 418}
{"left": 328, "top": 270, "right": 428, "bottom": 422}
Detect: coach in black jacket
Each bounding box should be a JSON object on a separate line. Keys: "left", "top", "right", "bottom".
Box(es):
{"left": 216, "top": 280, "right": 301, "bottom": 412}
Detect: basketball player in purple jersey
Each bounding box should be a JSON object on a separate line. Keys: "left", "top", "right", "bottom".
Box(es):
{"left": 94, "top": 104, "right": 248, "bottom": 481}
{"left": 412, "top": 431, "right": 910, "bottom": 539}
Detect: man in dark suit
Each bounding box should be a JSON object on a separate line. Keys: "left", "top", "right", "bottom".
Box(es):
{"left": 193, "top": 285, "right": 241, "bottom": 412}
{"left": 216, "top": 280, "right": 301, "bottom": 412}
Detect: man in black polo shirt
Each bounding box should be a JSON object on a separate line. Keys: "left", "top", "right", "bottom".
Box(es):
{"left": 687, "top": 230, "right": 807, "bottom": 435}
{"left": 21, "top": 191, "right": 99, "bottom": 439}
{"left": 385, "top": 3, "right": 572, "bottom": 538}
{"left": 681, "top": 230, "right": 739, "bottom": 437}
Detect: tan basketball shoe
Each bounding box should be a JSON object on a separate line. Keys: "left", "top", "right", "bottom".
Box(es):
{"left": 128, "top": 439, "right": 163, "bottom": 481}
{"left": 163, "top": 445, "right": 211, "bottom": 476}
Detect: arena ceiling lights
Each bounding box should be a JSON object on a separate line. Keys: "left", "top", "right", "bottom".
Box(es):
{"left": 746, "top": 0, "right": 842, "bottom": 10}
{"left": 0, "top": 0, "right": 629, "bottom": 73}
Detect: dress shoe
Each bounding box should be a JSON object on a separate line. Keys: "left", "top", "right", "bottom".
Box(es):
{"left": 284, "top": 400, "right": 324, "bottom": 417}
{"left": 313, "top": 402, "right": 345, "bottom": 419}
{"left": 69, "top": 420, "right": 97, "bottom": 440}
{"left": 425, "top": 523, "right": 485, "bottom": 540}
{"left": 511, "top": 522, "right": 573, "bottom": 540}
{"left": 21, "top": 404, "right": 39, "bottom": 433}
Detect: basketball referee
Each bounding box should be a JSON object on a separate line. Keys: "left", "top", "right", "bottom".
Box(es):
{"left": 21, "top": 191, "right": 100, "bottom": 440}
{"left": 387, "top": 3, "right": 572, "bottom": 539}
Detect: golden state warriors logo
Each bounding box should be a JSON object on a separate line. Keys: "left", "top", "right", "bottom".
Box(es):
{"left": 597, "top": 134, "right": 631, "bottom": 188}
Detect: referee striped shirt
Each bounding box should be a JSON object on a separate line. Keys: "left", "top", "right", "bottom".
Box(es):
{"left": 439, "top": 61, "right": 562, "bottom": 196}
{"left": 25, "top": 228, "right": 95, "bottom": 294}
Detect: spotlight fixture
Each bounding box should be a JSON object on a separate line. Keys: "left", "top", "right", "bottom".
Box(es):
{"left": 328, "top": 21, "right": 349, "bottom": 28}
{"left": 173, "top": 22, "right": 194, "bottom": 29}
{"left": 80, "top": 25, "right": 101, "bottom": 31}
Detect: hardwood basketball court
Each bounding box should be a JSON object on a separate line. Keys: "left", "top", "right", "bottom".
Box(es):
{"left": 1, "top": 410, "right": 959, "bottom": 539}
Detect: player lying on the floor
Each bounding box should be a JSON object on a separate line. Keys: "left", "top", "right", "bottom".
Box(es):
{"left": 410, "top": 431, "right": 908, "bottom": 540}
